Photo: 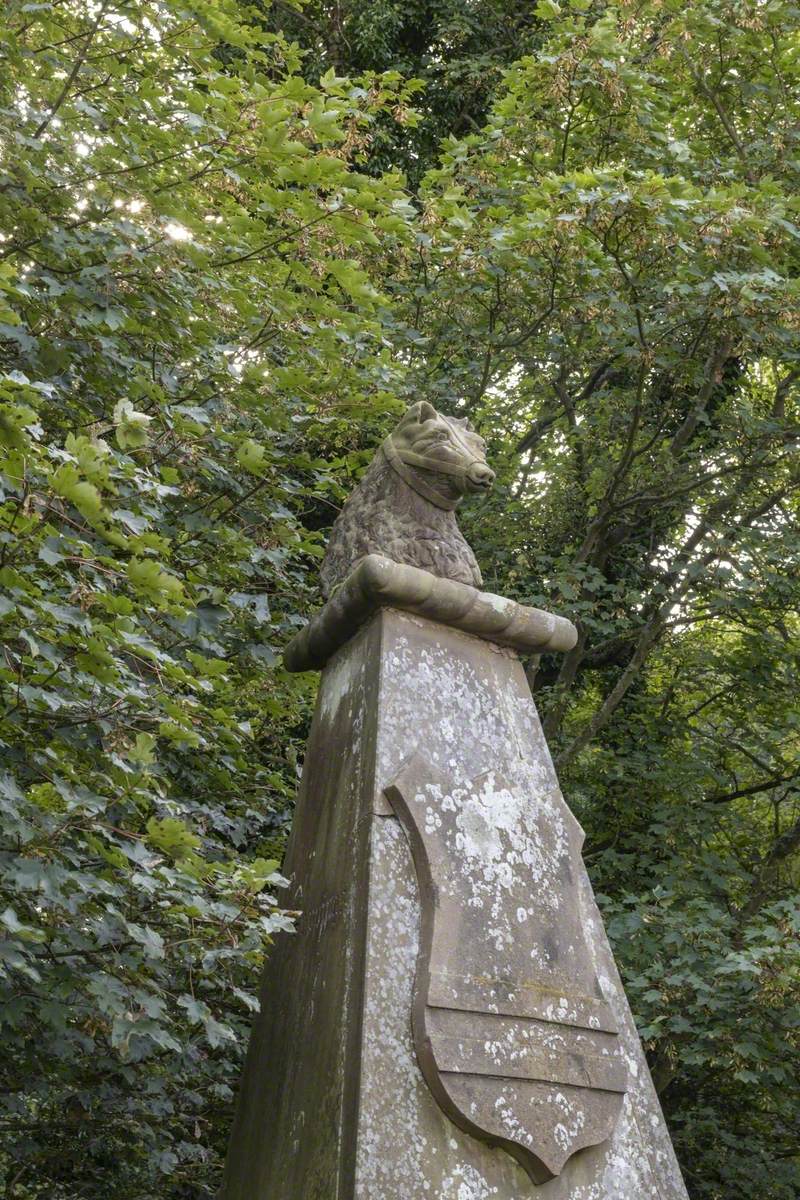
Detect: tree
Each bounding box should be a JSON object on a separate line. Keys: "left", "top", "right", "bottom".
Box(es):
{"left": 388, "top": 3, "right": 800, "bottom": 1194}
{"left": 1, "top": 0, "right": 798, "bottom": 1198}
{"left": 255, "top": 0, "right": 544, "bottom": 183}
{"left": 0, "top": 2, "right": 417, "bottom": 1195}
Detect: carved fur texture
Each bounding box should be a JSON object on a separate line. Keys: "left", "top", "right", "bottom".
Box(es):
{"left": 320, "top": 403, "right": 493, "bottom": 598}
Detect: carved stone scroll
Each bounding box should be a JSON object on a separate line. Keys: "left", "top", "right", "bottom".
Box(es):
{"left": 284, "top": 553, "right": 577, "bottom": 673}
{"left": 385, "top": 754, "right": 628, "bottom": 1183}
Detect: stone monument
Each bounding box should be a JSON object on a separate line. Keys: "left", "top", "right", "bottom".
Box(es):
{"left": 221, "top": 404, "right": 689, "bottom": 1200}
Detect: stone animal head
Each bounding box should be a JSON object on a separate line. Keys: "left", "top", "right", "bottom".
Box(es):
{"left": 382, "top": 401, "right": 495, "bottom": 510}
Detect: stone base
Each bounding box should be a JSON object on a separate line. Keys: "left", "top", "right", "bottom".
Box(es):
{"left": 221, "top": 606, "right": 688, "bottom": 1200}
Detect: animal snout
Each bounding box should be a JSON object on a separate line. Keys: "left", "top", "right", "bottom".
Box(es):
{"left": 467, "top": 462, "right": 495, "bottom": 491}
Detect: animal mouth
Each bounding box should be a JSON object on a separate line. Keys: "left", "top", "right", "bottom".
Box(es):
{"left": 466, "top": 464, "right": 496, "bottom": 492}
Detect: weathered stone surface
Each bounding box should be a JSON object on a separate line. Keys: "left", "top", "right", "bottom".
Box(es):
{"left": 385, "top": 755, "right": 627, "bottom": 1183}
{"left": 221, "top": 605, "right": 689, "bottom": 1200}
{"left": 220, "top": 615, "right": 383, "bottom": 1200}
{"left": 319, "top": 401, "right": 494, "bottom": 598}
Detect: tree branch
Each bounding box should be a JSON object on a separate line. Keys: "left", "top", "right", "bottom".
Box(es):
{"left": 555, "top": 483, "right": 793, "bottom": 767}
{"left": 33, "top": 0, "right": 109, "bottom": 139}
{"left": 669, "top": 339, "right": 733, "bottom": 457}
{"left": 705, "top": 770, "right": 800, "bottom": 805}
{"left": 738, "top": 813, "right": 800, "bottom": 924}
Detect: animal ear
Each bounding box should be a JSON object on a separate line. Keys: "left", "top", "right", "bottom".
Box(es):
{"left": 416, "top": 400, "right": 437, "bottom": 422}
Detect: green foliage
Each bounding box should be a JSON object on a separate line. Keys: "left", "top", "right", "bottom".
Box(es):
{"left": 255, "top": 0, "right": 544, "bottom": 183}
{"left": 0, "top": 1, "right": 417, "bottom": 1195}
{"left": 391, "top": 3, "right": 800, "bottom": 1193}
{"left": 1, "top": 1, "right": 799, "bottom": 1198}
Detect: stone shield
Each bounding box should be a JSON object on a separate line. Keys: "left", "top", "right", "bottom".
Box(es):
{"left": 385, "top": 754, "right": 628, "bottom": 1184}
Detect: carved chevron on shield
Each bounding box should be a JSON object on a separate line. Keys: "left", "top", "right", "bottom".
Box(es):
{"left": 384, "top": 754, "right": 628, "bottom": 1184}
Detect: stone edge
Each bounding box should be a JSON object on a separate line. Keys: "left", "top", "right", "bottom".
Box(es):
{"left": 283, "top": 555, "right": 578, "bottom": 673}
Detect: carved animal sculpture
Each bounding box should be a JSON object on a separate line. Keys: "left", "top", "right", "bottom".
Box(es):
{"left": 320, "top": 401, "right": 495, "bottom": 598}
